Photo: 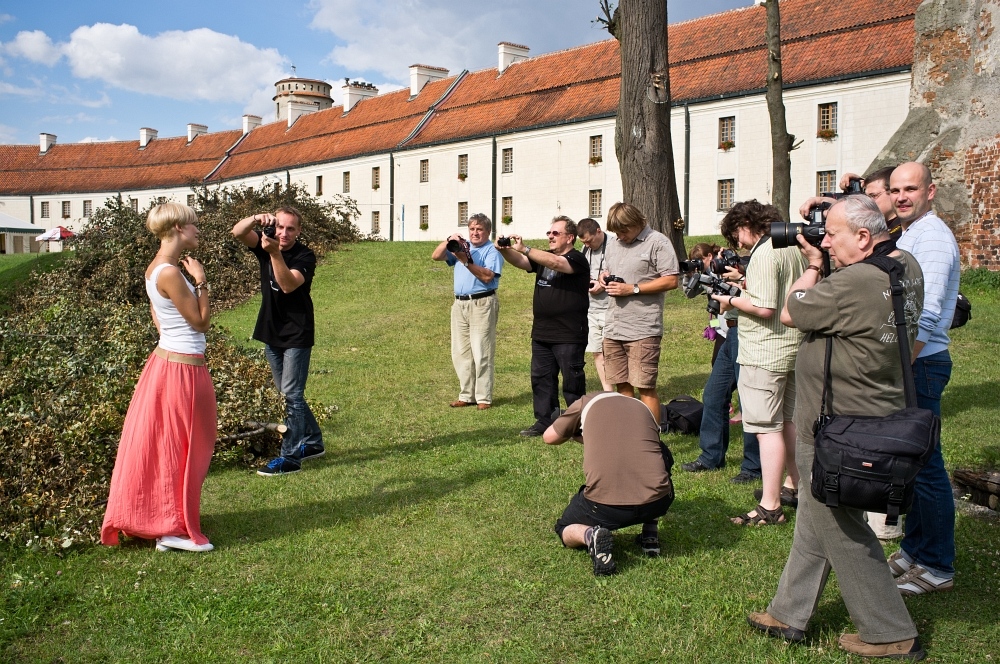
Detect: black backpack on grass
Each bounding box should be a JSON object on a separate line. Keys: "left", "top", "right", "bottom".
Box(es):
{"left": 661, "top": 396, "right": 703, "bottom": 435}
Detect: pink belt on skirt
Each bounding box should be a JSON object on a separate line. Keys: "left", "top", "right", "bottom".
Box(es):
{"left": 154, "top": 346, "right": 206, "bottom": 366}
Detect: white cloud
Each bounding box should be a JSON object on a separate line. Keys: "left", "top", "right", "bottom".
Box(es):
{"left": 79, "top": 135, "right": 121, "bottom": 143}
{"left": 0, "top": 80, "right": 45, "bottom": 99}
{"left": 0, "top": 14, "right": 13, "bottom": 26}
{"left": 2, "top": 30, "right": 62, "bottom": 66}
{"left": 0, "top": 123, "right": 18, "bottom": 143}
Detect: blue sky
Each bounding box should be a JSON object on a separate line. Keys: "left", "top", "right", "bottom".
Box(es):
{"left": 0, "top": 0, "right": 749, "bottom": 145}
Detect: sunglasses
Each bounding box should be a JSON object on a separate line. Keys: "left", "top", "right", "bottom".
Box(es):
{"left": 545, "top": 231, "right": 566, "bottom": 237}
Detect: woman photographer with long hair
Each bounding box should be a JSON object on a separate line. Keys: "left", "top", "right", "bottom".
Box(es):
{"left": 101, "top": 202, "right": 217, "bottom": 553}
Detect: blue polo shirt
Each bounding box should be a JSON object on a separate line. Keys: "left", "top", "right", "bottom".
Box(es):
{"left": 446, "top": 242, "right": 503, "bottom": 295}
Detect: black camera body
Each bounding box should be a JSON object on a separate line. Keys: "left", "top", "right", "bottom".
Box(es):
{"left": 446, "top": 237, "right": 471, "bottom": 255}
{"left": 678, "top": 259, "right": 703, "bottom": 273}
{"left": 683, "top": 269, "right": 741, "bottom": 315}
{"left": 771, "top": 202, "right": 831, "bottom": 249}
{"left": 606, "top": 275, "right": 625, "bottom": 284}
{"left": 496, "top": 236, "right": 512, "bottom": 248}
{"left": 710, "top": 248, "right": 745, "bottom": 275}
{"left": 261, "top": 225, "right": 276, "bottom": 239}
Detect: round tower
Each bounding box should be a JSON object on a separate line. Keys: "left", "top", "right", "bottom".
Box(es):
{"left": 273, "top": 77, "right": 334, "bottom": 122}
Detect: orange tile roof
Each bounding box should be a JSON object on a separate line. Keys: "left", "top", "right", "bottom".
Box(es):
{"left": 1, "top": 0, "right": 921, "bottom": 194}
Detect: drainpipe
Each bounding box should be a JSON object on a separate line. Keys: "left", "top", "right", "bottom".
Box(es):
{"left": 684, "top": 103, "right": 691, "bottom": 235}
{"left": 29, "top": 195, "right": 34, "bottom": 224}
{"left": 285, "top": 170, "right": 291, "bottom": 189}
{"left": 389, "top": 152, "right": 395, "bottom": 241}
{"left": 491, "top": 137, "right": 497, "bottom": 240}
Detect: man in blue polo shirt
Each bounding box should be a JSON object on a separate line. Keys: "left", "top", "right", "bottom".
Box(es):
{"left": 432, "top": 213, "right": 503, "bottom": 410}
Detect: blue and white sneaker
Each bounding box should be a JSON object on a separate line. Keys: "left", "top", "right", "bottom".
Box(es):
{"left": 256, "top": 456, "right": 302, "bottom": 477}
{"left": 296, "top": 444, "right": 325, "bottom": 462}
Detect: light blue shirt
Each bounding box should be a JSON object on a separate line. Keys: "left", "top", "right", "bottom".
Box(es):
{"left": 446, "top": 241, "right": 503, "bottom": 295}
{"left": 896, "top": 210, "right": 960, "bottom": 358}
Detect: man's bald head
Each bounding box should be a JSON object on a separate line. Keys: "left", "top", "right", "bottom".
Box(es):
{"left": 889, "top": 161, "right": 936, "bottom": 227}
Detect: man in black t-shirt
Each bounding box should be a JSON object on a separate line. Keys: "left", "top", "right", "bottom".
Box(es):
{"left": 498, "top": 216, "right": 590, "bottom": 436}
{"left": 232, "top": 206, "right": 323, "bottom": 476}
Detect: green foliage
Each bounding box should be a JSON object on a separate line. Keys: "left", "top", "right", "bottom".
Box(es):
{"left": 0, "top": 184, "right": 359, "bottom": 550}
{"left": 961, "top": 267, "right": 1000, "bottom": 292}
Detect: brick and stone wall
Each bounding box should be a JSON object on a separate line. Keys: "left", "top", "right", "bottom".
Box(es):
{"left": 870, "top": 0, "right": 1000, "bottom": 269}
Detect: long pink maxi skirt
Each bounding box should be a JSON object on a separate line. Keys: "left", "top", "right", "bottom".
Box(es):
{"left": 101, "top": 350, "right": 217, "bottom": 546}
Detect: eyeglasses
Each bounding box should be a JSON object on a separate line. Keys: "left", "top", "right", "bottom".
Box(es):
{"left": 545, "top": 231, "right": 565, "bottom": 237}
{"left": 867, "top": 189, "right": 886, "bottom": 200}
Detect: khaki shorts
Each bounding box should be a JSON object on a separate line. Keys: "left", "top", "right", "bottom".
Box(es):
{"left": 737, "top": 365, "right": 796, "bottom": 434}
{"left": 603, "top": 336, "right": 661, "bottom": 389}
{"left": 586, "top": 307, "right": 608, "bottom": 353}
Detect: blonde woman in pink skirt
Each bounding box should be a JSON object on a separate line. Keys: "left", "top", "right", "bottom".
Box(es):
{"left": 101, "top": 202, "right": 217, "bottom": 553}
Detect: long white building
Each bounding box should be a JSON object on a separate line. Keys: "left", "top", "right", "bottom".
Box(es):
{"left": 0, "top": 0, "right": 921, "bottom": 251}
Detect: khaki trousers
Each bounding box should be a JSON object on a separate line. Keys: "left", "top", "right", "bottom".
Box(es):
{"left": 451, "top": 294, "right": 499, "bottom": 404}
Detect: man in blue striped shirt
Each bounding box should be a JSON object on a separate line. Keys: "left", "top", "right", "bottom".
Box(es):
{"left": 888, "top": 162, "right": 961, "bottom": 596}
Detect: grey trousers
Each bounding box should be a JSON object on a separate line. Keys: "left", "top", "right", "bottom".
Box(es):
{"left": 767, "top": 440, "right": 918, "bottom": 644}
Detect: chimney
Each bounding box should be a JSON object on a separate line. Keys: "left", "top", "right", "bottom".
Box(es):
{"left": 243, "top": 114, "right": 262, "bottom": 134}
{"left": 409, "top": 64, "right": 449, "bottom": 97}
{"left": 39, "top": 133, "right": 57, "bottom": 154}
{"left": 342, "top": 79, "right": 378, "bottom": 112}
{"left": 498, "top": 42, "right": 529, "bottom": 74}
{"left": 187, "top": 123, "right": 208, "bottom": 142}
{"left": 287, "top": 100, "right": 318, "bottom": 127}
{"left": 139, "top": 127, "right": 158, "bottom": 149}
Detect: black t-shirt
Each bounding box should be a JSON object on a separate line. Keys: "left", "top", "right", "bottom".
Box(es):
{"left": 528, "top": 249, "right": 590, "bottom": 343}
{"left": 250, "top": 236, "right": 316, "bottom": 348}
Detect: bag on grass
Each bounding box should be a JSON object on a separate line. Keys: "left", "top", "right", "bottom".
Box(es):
{"left": 950, "top": 291, "right": 972, "bottom": 329}
{"left": 661, "top": 395, "right": 702, "bottom": 435}
{"left": 810, "top": 255, "right": 939, "bottom": 527}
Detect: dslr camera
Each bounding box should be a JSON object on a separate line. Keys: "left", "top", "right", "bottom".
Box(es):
{"left": 771, "top": 201, "right": 831, "bottom": 249}
{"left": 710, "top": 248, "right": 749, "bottom": 275}
{"left": 605, "top": 275, "right": 625, "bottom": 284}
{"left": 261, "top": 224, "right": 276, "bottom": 239}
{"left": 678, "top": 259, "right": 704, "bottom": 273}
{"left": 682, "top": 269, "right": 742, "bottom": 316}
{"left": 496, "top": 236, "right": 512, "bottom": 248}
{"left": 446, "top": 236, "right": 471, "bottom": 255}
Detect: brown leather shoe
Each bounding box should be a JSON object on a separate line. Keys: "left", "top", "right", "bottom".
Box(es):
{"left": 449, "top": 400, "right": 475, "bottom": 408}
{"left": 747, "top": 612, "right": 805, "bottom": 642}
{"left": 838, "top": 634, "right": 925, "bottom": 660}
{"left": 477, "top": 403, "right": 491, "bottom": 410}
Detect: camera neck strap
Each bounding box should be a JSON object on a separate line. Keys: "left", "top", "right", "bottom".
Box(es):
{"left": 818, "top": 252, "right": 917, "bottom": 418}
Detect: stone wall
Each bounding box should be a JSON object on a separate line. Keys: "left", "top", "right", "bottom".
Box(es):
{"left": 870, "top": 0, "right": 1000, "bottom": 269}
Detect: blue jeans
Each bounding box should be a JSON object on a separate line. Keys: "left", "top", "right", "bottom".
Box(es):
{"left": 265, "top": 345, "right": 324, "bottom": 458}
{"left": 696, "top": 327, "right": 761, "bottom": 475}
{"left": 901, "top": 350, "right": 955, "bottom": 578}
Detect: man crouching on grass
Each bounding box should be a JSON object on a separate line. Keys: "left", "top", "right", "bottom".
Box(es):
{"left": 543, "top": 391, "right": 675, "bottom": 576}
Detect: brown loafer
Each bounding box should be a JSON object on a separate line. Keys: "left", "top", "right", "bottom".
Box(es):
{"left": 838, "top": 634, "right": 925, "bottom": 660}
{"left": 477, "top": 403, "right": 491, "bottom": 410}
{"left": 449, "top": 400, "right": 475, "bottom": 408}
{"left": 747, "top": 611, "right": 805, "bottom": 642}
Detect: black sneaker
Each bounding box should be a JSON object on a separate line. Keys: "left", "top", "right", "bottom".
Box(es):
{"left": 588, "top": 526, "right": 616, "bottom": 576}
{"left": 296, "top": 444, "right": 325, "bottom": 462}
{"left": 256, "top": 456, "right": 302, "bottom": 476}
{"left": 519, "top": 424, "right": 545, "bottom": 437}
{"left": 635, "top": 533, "right": 660, "bottom": 557}
{"left": 681, "top": 459, "right": 716, "bottom": 473}
{"left": 754, "top": 486, "right": 798, "bottom": 508}
{"left": 730, "top": 470, "right": 761, "bottom": 484}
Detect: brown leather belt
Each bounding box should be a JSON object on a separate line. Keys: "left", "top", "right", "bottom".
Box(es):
{"left": 154, "top": 346, "right": 206, "bottom": 366}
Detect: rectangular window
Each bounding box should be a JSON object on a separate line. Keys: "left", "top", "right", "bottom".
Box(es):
{"left": 502, "top": 148, "right": 513, "bottom": 174}
{"left": 61, "top": 201, "right": 71, "bottom": 218}
{"left": 458, "top": 154, "right": 468, "bottom": 178}
{"left": 40, "top": 202, "right": 50, "bottom": 218}
{"left": 818, "top": 102, "right": 838, "bottom": 135}
{"left": 719, "top": 116, "right": 736, "bottom": 147}
{"left": 130, "top": 198, "right": 139, "bottom": 213}
{"left": 589, "top": 190, "right": 603, "bottom": 217}
{"left": 316, "top": 175, "right": 323, "bottom": 196}
{"left": 458, "top": 202, "right": 469, "bottom": 226}
{"left": 718, "top": 180, "right": 734, "bottom": 211}
{"left": 589, "top": 135, "right": 603, "bottom": 162}
{"left": 186, "top": 194, "right": 196, "bottom": 207}
{"left": 371, "top": 210, "right": 380, "bottom": 234}
{"left": 155, "top": 196, "right": 166, "bottom": 205}
{"left": 419, "top": 159, "right": 429, "bottom": 183}
{"left": 501, "top": 196, "right": 513, "bottom": 222}
{"left": 817, "top": 170, "right": 838, "bottom": 195}
{"left": 420, "top": 205, "right": 429, "bottom": 228}
{"left": 342, "top": 172, "right": 350, "bottom": 193}
{"left": 83, "top": 200, "right": 93, "bottom": 217}
{"left": 372, "top": 167, "right": 380, "bottom": 189}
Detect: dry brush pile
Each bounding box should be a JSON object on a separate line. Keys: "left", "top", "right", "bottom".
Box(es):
{"left": 0, "top": 184, "right": 362, "bottom": 551}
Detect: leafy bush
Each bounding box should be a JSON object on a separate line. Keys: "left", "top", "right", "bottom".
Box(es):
{"left": 0, "top": 184, "right": 359, "bottom": 551}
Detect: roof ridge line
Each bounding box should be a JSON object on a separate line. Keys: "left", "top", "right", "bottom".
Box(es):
{"left": 437, "top": 73, "right": 620, "bottom": 115}
{"left": 204, "top": 130, "right": 254, "bottom": 182}
{"left": 397, "top": 69, "right": 469, "bottom": 148}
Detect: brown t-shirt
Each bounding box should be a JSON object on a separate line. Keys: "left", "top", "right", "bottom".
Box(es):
{"left": 551, "top": 392, "right": 674, "bottom": 506}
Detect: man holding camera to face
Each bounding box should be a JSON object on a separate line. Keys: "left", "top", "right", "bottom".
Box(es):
{"left": 232, "top": 206, "right": 323, "bottom": 477}
{"left": 497, "top": 216, "right": 590, "bottom": 437}
{"left": 431, "top": 213, "right": 503, "bottom": 410}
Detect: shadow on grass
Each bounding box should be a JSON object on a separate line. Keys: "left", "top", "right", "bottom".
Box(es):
{"left": 207, "top": 466, "right": 507, "bottom": 545}
{"left": 322, "top": 426, "right": 523, "bottom": 467}
{"left": 943, "top": 380, "right": 1000, "bottom": 417}
{"left": 660, "top": 372, "right": 712, "bottom": 400}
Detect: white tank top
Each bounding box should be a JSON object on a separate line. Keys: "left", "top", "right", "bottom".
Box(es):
{"left": 146, "top": 263, "right": 206, "bottom": 354}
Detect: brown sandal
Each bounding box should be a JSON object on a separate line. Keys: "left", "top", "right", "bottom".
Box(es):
{"left": 731, "top": 503, "right": 786, "bottom": 526}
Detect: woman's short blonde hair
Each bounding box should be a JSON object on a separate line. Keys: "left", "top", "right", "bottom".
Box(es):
{"left": 147, "top": 202, "right": 198, "bottom": 239}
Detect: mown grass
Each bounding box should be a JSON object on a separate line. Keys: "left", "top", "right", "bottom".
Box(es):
{"left": 0, "top": 253, "right": 65, "bottom": 311}
{"left": 2, "top": 240, "right": 998, "bottom": 663}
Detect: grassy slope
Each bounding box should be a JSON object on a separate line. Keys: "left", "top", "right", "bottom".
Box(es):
{"left": 0, "top": 253, "right": 65, "bottom": 311}
{"left": 2, "top": 240, "right": 998, "bottom": 663}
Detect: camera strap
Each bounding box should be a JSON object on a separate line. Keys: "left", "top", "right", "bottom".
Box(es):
{"left": 584, "top": 234, "right": 606, "bottom": 276}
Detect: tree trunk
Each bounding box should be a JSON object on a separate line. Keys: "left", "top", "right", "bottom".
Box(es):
{"left": 764, "top": 0, "right": 794, "bottom": 222}
{"left": 612, "top": 0, "right": 685, "bottom": 259}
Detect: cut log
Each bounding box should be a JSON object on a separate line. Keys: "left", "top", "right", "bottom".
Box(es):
{"left": 952, "top": 469, "right": 1000, "bottom": 511}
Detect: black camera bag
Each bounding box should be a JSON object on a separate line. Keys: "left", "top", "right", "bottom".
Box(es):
{"left": 661, "top": 395, "right": 703, "bottom": 435}
{"left": 810, "top": 255, "right": 939, "bottom": 526}
{"left": 950, "top": 291, "right": 971, "bottom": 329}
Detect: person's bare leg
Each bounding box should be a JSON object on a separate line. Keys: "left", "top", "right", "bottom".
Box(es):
{"left": 561, "top": 524, "right": 590, "bottom": 548}
{"left": 638, "top": 387, "right": 661, "bottom": 428}
{"left": 782, "top": 421, "right": 799, "bottom": 490}
{"left": 615, "top": 382, "right": 635, "bottom": 398}
{"left": 756, "top": 430, "right": 786, "bottom": 512}
{"left": 594, "top": 352, "right": 613, "bottom": 391}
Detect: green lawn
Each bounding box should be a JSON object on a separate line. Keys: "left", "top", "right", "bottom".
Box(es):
{"left": 3, "top": 240, "right": 998, "bottom": 663}
{"left": 0, "top": 252, "right": 65, "bottom": 310}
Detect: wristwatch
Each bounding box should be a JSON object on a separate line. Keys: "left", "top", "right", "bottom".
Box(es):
{"left": 632, "top": 284, "right": 640, "bottom": 295}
